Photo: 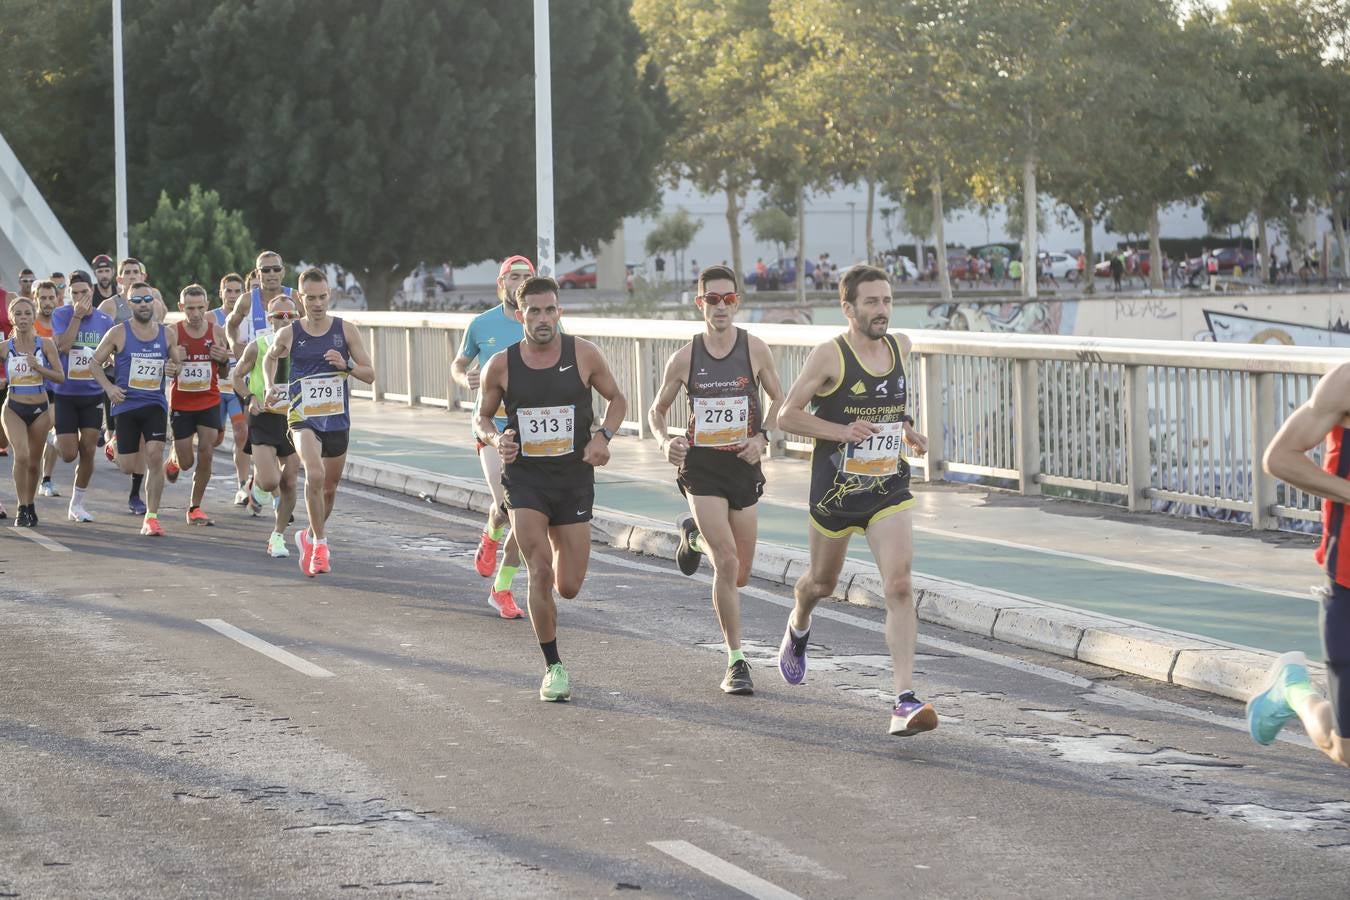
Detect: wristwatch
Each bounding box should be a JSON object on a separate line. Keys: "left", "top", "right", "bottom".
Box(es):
{"left": 598, "top": 426, "right": 615, "bottom": 442}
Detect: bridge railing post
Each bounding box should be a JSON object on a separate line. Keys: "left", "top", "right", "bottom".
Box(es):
{"left": 1013, "top": 358, "right": 1041, "bottom": 495}
{"left": 918, "top": 352, "right": 944, "bottom": 483}
{"left": 1125, "top": 363, "right": 1151, "bottom": 512}
{"left": 368, "top": 326, "right": 383, "bottom": 402}
{"left": 1249, "top": 371, "right": 1279, "bottom": 529}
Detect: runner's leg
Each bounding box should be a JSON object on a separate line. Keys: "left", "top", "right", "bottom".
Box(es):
{"left": 865, "top": 509, "right": 918, "bottom": 696}
{"left": 142, "top": 439, "right": 166, "bottom": 515}
{"left": 511, "top": 506, "right": 558, "bottom": 641}
{"left": 190, "top": 424, "right": 217, "bottom": 509}
{"left": 3, "top": 408, "right": 34, "bottom": 504}
{"left": 687, "top": 494, "right": 744, "bottom": 652}
{"left": 548, "top": 521, "right": 591, "bottom": 601}
{"left": 295, "top": 430, "right": 328, "bottom": 539}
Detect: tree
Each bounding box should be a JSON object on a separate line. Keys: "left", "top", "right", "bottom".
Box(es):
{"left": 116, "top": 0, "right": 666, "bottom": 308}
{"left": 747, "top": 207, "right": 795, "bottom": 265}
{"left": 129, "top": 186, "right": 256, "bottom": 301}
{"left": 644, "top": 207, "right": 703, "bottom": 283}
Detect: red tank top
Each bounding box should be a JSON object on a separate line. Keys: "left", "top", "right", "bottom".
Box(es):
{"left": 1315, "top": 426, "right": 1350, "bottom": 587}
{"left": 171, "top": 321, "right": 221, "bottom": 411}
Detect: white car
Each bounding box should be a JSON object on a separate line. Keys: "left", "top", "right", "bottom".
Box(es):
{"left": 1040, "top": 252, "right": 1080, "bottom": 282}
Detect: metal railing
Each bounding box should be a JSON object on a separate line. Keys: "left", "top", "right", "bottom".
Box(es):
{"left": 339, "top": 311, "right": 1348, "bottom": 532}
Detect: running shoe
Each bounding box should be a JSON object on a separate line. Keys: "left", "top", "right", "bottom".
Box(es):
{"left": 13, "top": 506, "right": 32, "bottom": 528}
{"left": 68, "top": 503, "right": 94, "bottom": 523}
{"left": 128, "top": 495, "right": 147, "bottom": 516}
{"left": 311, "top": 542, "right": 331, "bottom": 575}
{"left": 539, "top": 662, "right": 571, "bottom": 702}
{"left": 140, "top": 515, "right": 165, "bottom": 537}
{"left": 489, "top": 589, "right": 525, "bottom": 619}
{"left": 474, "top": 531, "right": 500, "bottom": 577}
{"left": 251, "top": 481, "right": 271, "bottom": 506}
{"left": 186, "top": 507, "right": 213, "bottom": 526}
{"left": 233, "top": 483, "right": 250, "bottom": 507}
{"left": 0, "top": 500, "right": 7, "bottom": 519}
{"left": 38, "top": 480, "right": 58, "bottom": 498}
{"left": 103, "top": 436, "right": 116, "bottom": 462}
{"left": 778, "top": 623, "right": 809, "bottom": 685}
{"left": 267, "top": 532, "right": 290, "bottom": 558}
{"left": 164, "top": 458, "right": 180, "bottom": 484}
{"left": 1246, "top": 651, "right": 1309, "bottom": 745}
{"left": 721, "top": 659, "right": 754, "bottom": 695}
{"left": 246, "top": 492, "right": 263, "bottom": 517}
{"left": 297, "top": 528, "right": 315, "bottom": 575}
{"left": 676, "top": 515, "right": 702, "bottom": 576}
{"left": 889, "top": 691, "right": 939, "bottom": 737}
{"left": 28, "top": 505, "right": 38, "bottom": 526}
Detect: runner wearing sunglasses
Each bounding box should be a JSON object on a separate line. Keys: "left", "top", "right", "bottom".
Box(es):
{"left": 164, "top": 285, "right": 231, "bottom": 525}
{"left": 88, "top": 282, "right": 181, "bottom": 536}
{"left": 647, "top": 265, "right": 784, "bottom": 695}
{"left": 232, "top": 295, "right": 302, "bottom": 558}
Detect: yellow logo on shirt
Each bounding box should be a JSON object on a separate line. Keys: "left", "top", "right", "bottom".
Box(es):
{"left": 850, "top": 380, "right": 866, "bottom": 395}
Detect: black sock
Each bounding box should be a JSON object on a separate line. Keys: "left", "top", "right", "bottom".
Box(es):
{"left": 189, "top": 505, "right": 199, "bottom": 513}
{"left": 41, "top": 476, "right": 50, "bottom": 484}
{"left": 540, "top": 640, "right": 561, "bottom": 667}
{"left": 130, "top": 473, "right": 143, "bottom": 497}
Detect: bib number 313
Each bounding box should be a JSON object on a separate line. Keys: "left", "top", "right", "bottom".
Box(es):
{"left": 518, "top": 405, "right": 575, "bottom": 457}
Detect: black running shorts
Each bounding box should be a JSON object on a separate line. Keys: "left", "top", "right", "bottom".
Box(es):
{"left": 504, "top": 477, "right": 594, "bottom": 527}
{"left": 677, "top": 448, "right": 765, "bottom": 511}
{"left": 115, "top": 404, "right": 168, "bottom": 448}
{"left": 245, "top": 411, "right": 295, "bottom": 458}
{"left": 291, "top": 422, "right": 349, "bottom": 458}
{"left": 54, "top": 394, "right": 104, "bottom": 434}
{"left": 171, "top": 405, "right": 223, "bottom": 440}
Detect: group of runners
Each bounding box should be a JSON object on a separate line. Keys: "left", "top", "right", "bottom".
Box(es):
{"left": 1, "top": 250, "right": 1343, "bottom": 762}
{"left": 1, "top": 251, "right": 371, "bottom": 576}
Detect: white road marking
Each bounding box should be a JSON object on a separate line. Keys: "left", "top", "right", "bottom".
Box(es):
{"left": 197, "top": 618, "right": 336, "bottom": 678}
{"left": 8, "top": 529, "right": 72, "bottom": 552}
{"left": 341, "top": 486, "right": 1315, "bottom": 749}
{"left": 648, "top": 840, "right": 801, "bottom": 900}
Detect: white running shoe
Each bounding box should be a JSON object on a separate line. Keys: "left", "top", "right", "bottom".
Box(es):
{"left": 67, "top": 503, "right": 94, "bottom": 523}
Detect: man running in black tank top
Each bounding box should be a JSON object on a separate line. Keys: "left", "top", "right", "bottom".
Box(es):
{"left": 477, "top": 276, "right": 627, "bottom": 702}
{"left": 777, "top": 265, "right": 936, "bottom": 738}
{"left": 648, "top": 265, "right": 784, "bottom": 695}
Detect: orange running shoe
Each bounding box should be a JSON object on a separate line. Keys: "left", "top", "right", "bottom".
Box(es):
{"left": 186, "top": 507, "right": 213, "bottom": 526}
{"left": 474, "top": 531, "right": 500, "bottom": 577}
{"left": 104, "top": 436, "right": 117, "bottom": 463}
{"left": 310, "top": 541, "right": 330, "bottom": 576}
{"left": 489, "top": 589, "right": 525, "bottom": 619}
{"left": 140, "top": 515, "right": 165, "bottom": 536}
{"left": 165, "top": 457, "right": 180, "bottom": 483}
{"left": 297, "top": 528, "right": 315, "bottom": 576}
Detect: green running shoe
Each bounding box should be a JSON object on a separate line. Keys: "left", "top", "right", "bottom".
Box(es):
{"left": 1246, "top": 651, "right": 1308, "bottom": 745}
{"left": 267, "top": 531, "right": 290, "bottom": 558}
{"left": 540, "top": 662, "right": 571, "bottom": 702}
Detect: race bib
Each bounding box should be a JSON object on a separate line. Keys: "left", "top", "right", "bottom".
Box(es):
{"left": 68, "top": 346, "right": 95, "bottom": 381}
{"left": 265, "top": 384, "right": 290, "bottom": 414}
{"left": 128, "top": 353, "right": 164, "bottom": 391}
{"left": 7, "top": 355, "right": 40, "bottom": 388}
{"left": 692, "top": 396, "right": 750, "bottom": 447}
{"left": 299, "top": 374, "right": 345, "bottom": 418}
{"left": 842, "top": 421, "right": 904, "bottom": 477}
{"left": 518, "top": 405, "right": 575, "bottom": 457}
{"left": 178, "top": 360, "right": 212, "bottom": 392}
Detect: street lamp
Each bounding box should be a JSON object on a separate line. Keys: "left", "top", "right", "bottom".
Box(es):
{"left": 534, "top": 0, "right": 555, "bottom": 277}
{"left": 112, "top": 0, "right": 128, "bottom": 260}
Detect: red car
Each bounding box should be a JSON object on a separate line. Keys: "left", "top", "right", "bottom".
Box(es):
{"left": 558, "top": 263, "right": 597, "bottom": 289}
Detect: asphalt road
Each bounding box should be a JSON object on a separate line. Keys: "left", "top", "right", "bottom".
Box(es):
{"left": 0, "top": 460, "right": 1346, "bottom": 899}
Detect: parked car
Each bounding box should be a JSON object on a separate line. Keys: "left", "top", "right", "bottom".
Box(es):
{"left": 558, "top": 262, "right": 641, "bottom": 290}
{"left": 1040, "top": 252, "right": 1080, "bottom": 281}
{"left": 745, "top": 257, "right": 817, "bottom": 289}
{"left": 1183, "top": 247, "right": 1257, "bottom": 285}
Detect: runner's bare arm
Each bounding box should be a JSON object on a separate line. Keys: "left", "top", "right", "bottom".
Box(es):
{"left": 778, "top": 341, "right": 878, "bottom": 444}
{"left": 647, "top": 345, "right": 690, "bottom": 460}
{"left": 1264, "top": 362, "right": 1350, "bottom": 505}
{"left": 165, "top": 329, "right": 182, "bottom": 378}
{"left": 37, "top": 337, "right": 64, "bottom": 384}
{"left": 580, "top": 339, "right": 625, "bottom": 468}
{"left": 226, "top": 291, "right": 251, "bottom": 354}
{"left": 476, "top": 352, "right": 515, "bottom": 462}
{"left": 152, "top": 296, "right": 168, "bottom": 323}
{"left": 750, "top": 335, "right": 785, "bottom": 433}
{"left": 231, "top": 341, "right": 258, "bottom": 399}
{"left": 341, "top": 320, "right": 375, "bottom": 384}
{"left": 89, "top": 326, "right": 124, "bottom": 400}
{"left": 96, "top": 297, "right": 116, "bottom": 318}
{"left": 262, "top": 324, "right": 292, "bottom": 394}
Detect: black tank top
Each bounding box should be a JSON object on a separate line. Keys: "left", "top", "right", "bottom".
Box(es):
{"left": 684, "top": 328, "right": 760, "bottom": 455}
{"left": 504, "top": 333, "right": 594, "bottom": 483}
{"left": 809, "top": 333, "right": 911, "bottom": 516}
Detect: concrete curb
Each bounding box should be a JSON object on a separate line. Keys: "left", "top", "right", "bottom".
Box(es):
{"left": 338, "top": 454, "right": 1325, "bottom": 702}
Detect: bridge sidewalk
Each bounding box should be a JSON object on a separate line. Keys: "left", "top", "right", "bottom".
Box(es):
{"left": 338, "top": 398, "right": 1329, "bottom": 698}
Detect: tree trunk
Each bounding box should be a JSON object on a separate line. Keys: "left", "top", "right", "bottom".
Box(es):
{"left": 1081, "top": 206, "right": 1095, "bottom": 296}
{"left": 932, "top": 172, "right": 952, "bottom": 303}
{"left": 865, "top": 178, "right": 876, "bottom": 263}
{"left": 1256, "top": 207, "right": 1268, "bottom": 284}
{"left": 359, "top": 265, "right": 402, "bottom": 312}
{"left": 1148, "top": 204, "right": 1163, "bottom": 291}
{"left": 1022, "top": 153, "right": 1038, "bottom": 299}
{"left": 796, "top": 185, "right": 807, "bottom": 304}
{"left": 725, "top": 185, "right": 744, "bottom": 291}
{"left": 1332, "top": 191, "right": 1349, "bottom": 279}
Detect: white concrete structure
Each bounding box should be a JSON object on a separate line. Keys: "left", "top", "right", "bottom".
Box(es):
{"left": 0, "top": 129, "right": 85, "bottom": 288}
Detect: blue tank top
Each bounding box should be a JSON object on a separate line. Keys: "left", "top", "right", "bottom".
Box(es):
{"left": 112, "top": 323, "right": 169, "bottom": 415}
{"left": 239, "top": 285, "right": 293, "bottom": 346}
{"left": 287, "top": 317, "right": 350, "bottom": 432}
{"left": 5, "top": 338, "right": 51, "bottom": 398}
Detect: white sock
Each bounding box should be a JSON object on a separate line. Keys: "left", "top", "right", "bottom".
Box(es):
{"left": 790, "top": 619, "right": 810, "bottom": 638}
{"left": 315, "top": 536, "right": 327, "bottom": 546}
{"left": 71, "top": 487, "right": 87, "bottom": 506}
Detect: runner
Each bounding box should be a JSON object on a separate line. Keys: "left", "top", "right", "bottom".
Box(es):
{"left": 647, "top": 264, "right": 784, "bottom": 694}
{"left": 89, "top": 281, "right": 180, "bottom": 535}
{"left": 212, "top": 273, "right": 252, "bottom": 507}
{"left": 164, "top": 285, "right": 230, "bottom": 525}
{"left": 263, "top": 267, "right": 373, "bottom": 576}
{"left": 450, "top": 254, "right": 534, "bottom": 619}
{"left": 229, "top": 251, "right": 293, "bottom": 511}
{"left": 17, "top": 269, "right": 35, "bottom": 299}
{"left": 98, "top": 257, "right": 163, "bottom": 513}
{"left": 1248, "top": 366, "right": 1350, "bottom": 768}
{"left": 32, "top": 281, "right": 61, "bottom": 498}
{"left": 90, "top": 255, "right": 118, "bottom": 305}
{"left": 232, "top": 294, "right": 301, "bottom": 558}
{"left": 1, "top": 295, "right": 64, "bottom": 526}
{"left": 476, "top": 276, "right": 627, "bottom": 702}
{"left": 774, "top": 264, "right": 936, "bottom": 737}
{"left": 51, "top": 270, "right": 114, "bottom": 521}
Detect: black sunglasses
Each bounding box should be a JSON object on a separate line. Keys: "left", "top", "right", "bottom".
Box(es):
{"left": 258, "top": 265, "right": 284, "bottom": 274}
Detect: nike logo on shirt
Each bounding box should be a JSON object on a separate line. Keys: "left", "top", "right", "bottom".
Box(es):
{"left": 559, "top": 365, "right": 573, "bottom": 372}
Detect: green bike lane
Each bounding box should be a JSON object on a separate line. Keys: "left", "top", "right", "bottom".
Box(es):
{"left": 349, "top": 423, "right": 1324, "bottom": 660}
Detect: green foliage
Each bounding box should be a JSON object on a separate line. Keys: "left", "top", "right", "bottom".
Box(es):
{"left": 129, "top": 186, "right": 256, "bottom": 300}
{"left": 747, "top": 208, "right": 795, "bottom": 250}
{"left": 645, "top": 207, "right": 702, "bottom": 257}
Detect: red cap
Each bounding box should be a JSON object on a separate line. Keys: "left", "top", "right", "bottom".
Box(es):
{"left": 498, "top": 255, "right": 535, "bottom": 278}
